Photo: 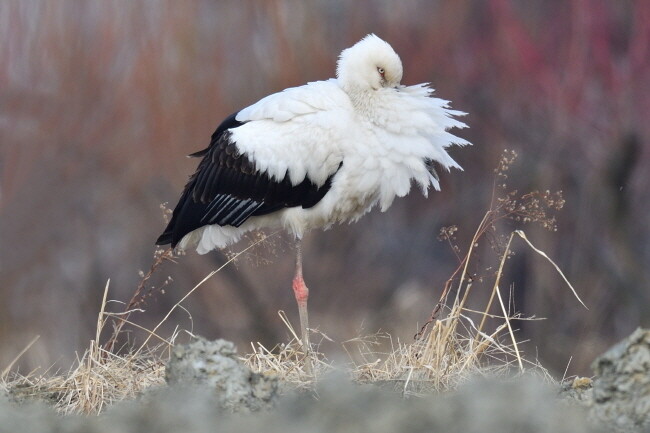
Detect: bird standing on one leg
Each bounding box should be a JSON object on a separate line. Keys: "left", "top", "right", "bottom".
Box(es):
{"left": 156, "top": 34, "right": 471, "bottom": 364}
{"left": 292, "top": 240, "right": 310, "bottom": 357}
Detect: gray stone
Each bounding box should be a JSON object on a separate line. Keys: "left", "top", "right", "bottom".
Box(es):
{"left": 165, "top": 336, "right": 278, "bottom": 412}
{"left": 591, "top": 328, "right": 650, "bottom": 432}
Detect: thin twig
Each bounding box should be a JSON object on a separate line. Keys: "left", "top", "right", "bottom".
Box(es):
{"left": 1, "top": 335, "right": 40, "bottom": 379}
{"left": 136, "top": 232, "right": 277, "bottom": 355}
{"left": 514, "top": 230, "right": 587, "bottom": 308}
{"left": 495, "top": 283, "right": 523, "bottom": 372}
{"left": 105, "top": 248, "right": 175, "bottom": 353}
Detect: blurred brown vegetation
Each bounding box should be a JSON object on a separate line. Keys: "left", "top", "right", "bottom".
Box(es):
{"left": 1, "top": 0, "right": 648, "bottom": 376}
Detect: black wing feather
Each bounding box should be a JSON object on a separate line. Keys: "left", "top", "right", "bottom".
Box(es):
{"left": 156, "top": 112, "right": 339, "bottom": 248}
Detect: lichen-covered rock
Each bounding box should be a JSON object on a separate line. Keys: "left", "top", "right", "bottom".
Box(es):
{"left": 165, "top": 337, "right": 278, "bottom": 412}
{"left": 591, "top": 327, "right": 650, "bottom": 432}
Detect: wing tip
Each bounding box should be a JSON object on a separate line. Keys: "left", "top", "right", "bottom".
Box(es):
{"left": 155, "top": 231, "right": 174, "bottom": 247}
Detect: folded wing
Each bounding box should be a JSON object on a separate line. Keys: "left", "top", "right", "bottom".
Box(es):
{"left": 157, "top": 81, "right": 348, "bottom": 248}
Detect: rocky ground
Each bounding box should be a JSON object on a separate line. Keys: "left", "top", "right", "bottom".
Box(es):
{"left": 1, "top": 329, "right": 648, "bottom": 433}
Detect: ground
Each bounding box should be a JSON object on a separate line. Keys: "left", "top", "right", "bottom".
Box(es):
{"left": 1, "top": 329, "right": 648, "bottom": 433}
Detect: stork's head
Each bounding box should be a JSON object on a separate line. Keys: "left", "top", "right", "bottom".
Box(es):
{"left": 337, "top": 34, "right": 403, "bottom": 92}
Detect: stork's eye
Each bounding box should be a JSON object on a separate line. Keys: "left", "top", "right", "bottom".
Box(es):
{"left": 377, "top": 67, "right": 385, "bottom": 75}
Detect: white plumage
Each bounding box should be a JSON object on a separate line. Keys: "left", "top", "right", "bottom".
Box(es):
{"left": 157, "top": 34, "right": 470, "bottom": 359}
{"left": 164, "top": 35, "right": 469, "bottom": 254}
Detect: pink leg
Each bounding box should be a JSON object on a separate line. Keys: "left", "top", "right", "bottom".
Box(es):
{"left": 292, "top": 240, "right": 311, "bottom": 368}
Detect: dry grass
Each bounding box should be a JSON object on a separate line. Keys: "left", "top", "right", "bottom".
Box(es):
{"left": 343, "top": 286, "right": 551, "bottom": 397}
{"left": 242, "top": 311, "right": 334, "bottom": 390}
{"left": 0, "top": 150, "right": 583, "bottom": 414}
{"left": 2, "top": 344, "right": 167, "bottom": 415}
{"left": 1, "top": 281, "right": 169, "bottom": 415}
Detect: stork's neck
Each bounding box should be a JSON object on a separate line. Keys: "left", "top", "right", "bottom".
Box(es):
{"left": 343, "top": 86, "right": 385, "bottom": 121}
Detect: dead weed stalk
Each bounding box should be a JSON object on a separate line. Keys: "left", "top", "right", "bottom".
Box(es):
{"left": 344, "top": 149, "right": 584, "bottom": 395}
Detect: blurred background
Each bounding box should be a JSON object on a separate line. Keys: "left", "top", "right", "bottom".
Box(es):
{"left": 1, "top": 0, "right": 648, "bottom": 376}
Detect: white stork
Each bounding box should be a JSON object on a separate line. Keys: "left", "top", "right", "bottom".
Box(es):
{"left": 157, "top": 34, "right": 470, "bottom": 358}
